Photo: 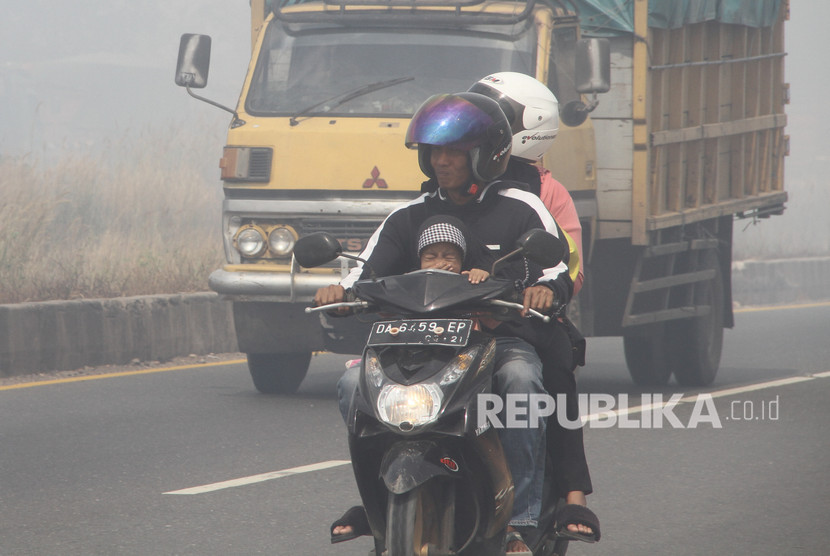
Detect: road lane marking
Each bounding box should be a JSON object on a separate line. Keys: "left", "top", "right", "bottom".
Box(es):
{"left": 734, "top": 300, "right": 830, "bottom": 313}
{"left": 0, "top": 359, "right": 247, "bottom": 391}
{"left": 582, "top": 371, "right": 828, "bottom": 423}
{"left": 164, "top": 460, "right": 351, "bottom": 495}
{"left": 166, "top": 372, "right": 830, "bottom": 494}
{"left": 678, "top": 375, "right": 814, "bottom": 401}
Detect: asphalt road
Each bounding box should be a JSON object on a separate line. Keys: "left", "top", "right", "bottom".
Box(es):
{"left": 1, "top": 302, "right": 829, "bottom": 556}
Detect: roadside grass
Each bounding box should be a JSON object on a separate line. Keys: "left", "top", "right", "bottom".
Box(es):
{"left": 0, "top": 126, "right": 224, "bottom": 303}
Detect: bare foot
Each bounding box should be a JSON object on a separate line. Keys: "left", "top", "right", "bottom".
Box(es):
{"left": 332, "top": 524, "right": 354, "bottom": 537}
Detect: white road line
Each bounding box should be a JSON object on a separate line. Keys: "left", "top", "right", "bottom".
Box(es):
{"left": 164, "top": 459, "right": 351, "bottom": 495}
{"left": 680, "top": 375, "right": 815, "bottom": 402}
{"left": 167, "top": 372, "right": 830, "bottom": 494}
{"left": 582, "top": 371, "right": 828, "bottom": 423}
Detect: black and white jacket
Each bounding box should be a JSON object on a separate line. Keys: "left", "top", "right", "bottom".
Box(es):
{"left": 341, "top": 180, "right": 573, "bottom": 305}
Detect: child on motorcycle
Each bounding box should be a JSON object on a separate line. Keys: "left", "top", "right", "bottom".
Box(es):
{"left": 415, "top": 214, "right": 492, "bottom": 283}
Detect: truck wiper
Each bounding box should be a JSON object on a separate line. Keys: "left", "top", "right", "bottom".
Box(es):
{"left": 289, "top": 76, "right": 415, "bottom": 126}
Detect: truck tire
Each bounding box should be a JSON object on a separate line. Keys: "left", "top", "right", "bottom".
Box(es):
{"left": 246, "top": 352, "right": 311, "bottom": 394}
{"left": 668, "top": 257, "right": 724, "bottom": 386}
{"left": 623, "top": 326, "right": 672, "bottom": 386}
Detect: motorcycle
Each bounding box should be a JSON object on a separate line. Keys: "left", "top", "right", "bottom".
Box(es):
{"left": 295, "top": 229, "right": 572, "bottom": 556}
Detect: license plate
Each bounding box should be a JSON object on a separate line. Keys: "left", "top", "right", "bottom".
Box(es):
{"left": 367, "top": 319, "right": 472, "bottom": 347}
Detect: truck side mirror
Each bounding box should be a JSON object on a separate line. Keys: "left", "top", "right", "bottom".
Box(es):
{"left": 575, "top": 38, "right": 610, "bottom": 94}
{"left": 560, "top": 38, "right": 611, "bottom": 127}
{"left": 175, "top": 34, "right": 212, "bottom": 88}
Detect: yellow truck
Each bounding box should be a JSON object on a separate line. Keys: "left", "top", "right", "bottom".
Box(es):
{"left": 176, "top": 0, "right": 787, "bottom": 392}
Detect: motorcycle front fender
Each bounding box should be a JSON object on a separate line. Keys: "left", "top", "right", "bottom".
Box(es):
{"left": 380, "top": 440, "right": 461, "bottom": 495}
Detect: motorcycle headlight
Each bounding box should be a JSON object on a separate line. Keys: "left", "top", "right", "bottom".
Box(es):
{"left": 268, "top": 226, "right": 296, "bottom": 257}
{"left": 234, "top": 226, "right": 267, "bottom": 257}
{"left": 377, "top": 383, "right": 443, "bottom": 431}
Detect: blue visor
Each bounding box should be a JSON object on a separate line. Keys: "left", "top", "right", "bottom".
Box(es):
{"left": 405, "top": 94, "right": 495, "bottom": 151}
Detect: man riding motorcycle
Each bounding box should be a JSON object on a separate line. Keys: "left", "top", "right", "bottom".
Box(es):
{"left": 317, "top": 92, "right": 575, "bottom": 553}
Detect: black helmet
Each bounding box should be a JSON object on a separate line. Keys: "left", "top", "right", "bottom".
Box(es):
{"left": 405, "top": 92, "right": 512, "bottom": 183}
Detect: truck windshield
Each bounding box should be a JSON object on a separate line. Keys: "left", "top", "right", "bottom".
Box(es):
{"left": 246, "top": 23, "right": 536, "bottom": 117}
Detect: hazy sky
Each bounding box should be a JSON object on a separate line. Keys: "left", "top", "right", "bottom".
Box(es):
{"left": 0, "top": 1, "right": 825, "bottom": 255}
{"left": 0, "top": 1, "right": 822, "bottom": 163}
{"left": 0, "top": 1, "right": 250, "bottom": 154}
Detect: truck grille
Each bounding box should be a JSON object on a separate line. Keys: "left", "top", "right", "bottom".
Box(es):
{"left": 299, "top": 218, "right": 381, "bottom": 256}
{"left": 247, "top": 148, "right": 273, "bottom": 180}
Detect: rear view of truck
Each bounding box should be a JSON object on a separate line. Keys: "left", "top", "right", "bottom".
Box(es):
{"left": 572, "top": 0, "right": 788, "bottom": 385}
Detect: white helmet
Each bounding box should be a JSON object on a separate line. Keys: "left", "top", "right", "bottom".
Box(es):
{"left": 468, "top": 72, "right": 559, "bottom": 163}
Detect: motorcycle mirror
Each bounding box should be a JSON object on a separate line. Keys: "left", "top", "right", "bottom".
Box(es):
{"left": 490, "top": 228, "right": 565, "bottom": 276}
{"left": 293, "top": 232, "right": 343, "bottom": 268}
{"left": 516, "top": 228, "right": 565, "bottom": 268}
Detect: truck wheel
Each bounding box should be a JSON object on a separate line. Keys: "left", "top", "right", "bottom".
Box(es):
{"left": 623, "top": 326, "right": 672, "bottom": 385}
{"left": 668, "top": 258, "right": 724, "bottom": 386}
{"left": 246, "top": 352, "right": 311, "bottom": 394}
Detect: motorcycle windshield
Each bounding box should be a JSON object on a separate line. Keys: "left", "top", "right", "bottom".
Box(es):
{"left": 352, "top": 270, "right": 513, "bottom": 314}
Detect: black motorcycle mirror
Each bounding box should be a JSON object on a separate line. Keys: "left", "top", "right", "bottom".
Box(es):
{"left": 491, "top": 228, "right": 565, "bottom": 275}
{"left": 293, "top": 232, "right": 376, "bottom": 278}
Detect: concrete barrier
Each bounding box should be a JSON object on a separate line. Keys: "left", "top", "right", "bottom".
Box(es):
{"left": 1, "top": 257, "right": 828, "bottom": 379}
{"left": 731, "top": 256, "right": 830, "bottom": 307}
{"left": 0, "top": 293, "right": 237, "bottom": 378}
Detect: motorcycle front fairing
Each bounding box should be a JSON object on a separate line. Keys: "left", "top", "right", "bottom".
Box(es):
{"left": 345, "top": 270, "right": 519, "bottom": 549}
{"left": 352, "top": 269, "right": 516, "bottom": 315}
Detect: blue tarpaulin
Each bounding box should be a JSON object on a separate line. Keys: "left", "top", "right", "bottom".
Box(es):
{"left": 270, "top": 1, "right": 782, "bottom": 34}
{"left": 568, "top": 0, "right": 783, "bottom": 37}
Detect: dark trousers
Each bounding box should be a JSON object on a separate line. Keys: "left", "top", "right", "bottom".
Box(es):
{"left": 539, "top": 322, "right": 593, "bottom": 497}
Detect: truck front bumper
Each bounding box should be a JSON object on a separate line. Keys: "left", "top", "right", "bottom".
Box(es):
{"left": 208, "top": 265, "right": 344, "bottom": 303}
{"left": 209, "top": 265, "right": 370, "bottom": 354}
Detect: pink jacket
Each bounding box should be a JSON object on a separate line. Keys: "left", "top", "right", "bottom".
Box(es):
{"left": 538, "top": 168, "right": 584, "bottom": 295}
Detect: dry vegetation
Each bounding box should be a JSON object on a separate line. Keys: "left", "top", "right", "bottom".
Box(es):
{"left": 0, "top": 125, "right": 225, "bottom": 303}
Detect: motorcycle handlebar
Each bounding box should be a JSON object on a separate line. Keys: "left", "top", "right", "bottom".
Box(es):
{"left": 485, "top": 300, "right": 551, "bottom": 323}
{"left": 304, "top": 301, "right": 371, "bottom": 314}
{"left": 305, "top": 299, "right": 550, "bottom": 322}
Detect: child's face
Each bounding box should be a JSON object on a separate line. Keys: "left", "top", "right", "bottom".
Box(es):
{"left": 419, "top": 242, "right": 463, "bottom": 273}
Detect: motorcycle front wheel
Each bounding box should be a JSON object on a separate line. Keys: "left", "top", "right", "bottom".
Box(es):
{"left": 386, "top": 489, "right": 418, "bottom": 556}
{"left": 385, "top": 481, "right": 455, "bottom": 556}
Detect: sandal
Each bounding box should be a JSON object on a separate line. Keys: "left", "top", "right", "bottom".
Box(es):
{"left": 554, "top": 504, "right": 601, "bottom": 543}
{"left": 504, "top": 529, "right": 532, "bottom": 555}
{"left": 330, "top": 505, "right": 371, "bottom": 544}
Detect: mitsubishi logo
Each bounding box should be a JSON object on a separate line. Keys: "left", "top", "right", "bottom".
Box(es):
{"left": 362, "top": 166, "right": 388, "bottom": 189}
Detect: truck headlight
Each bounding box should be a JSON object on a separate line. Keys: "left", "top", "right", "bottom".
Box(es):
{"left": 234, "top": 225, "right": 267, "bottom": 257}
{"left": 377, "top": 383, "right": 443, "bottom": 430}
{"left": 268, "top": 226, "right": 296, "bottom": 257}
